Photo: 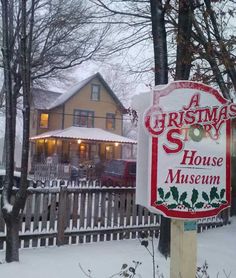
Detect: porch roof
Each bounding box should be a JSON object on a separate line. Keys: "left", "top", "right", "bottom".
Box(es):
{"left": 30, "top": 126, "right": 137, "bottom": 144}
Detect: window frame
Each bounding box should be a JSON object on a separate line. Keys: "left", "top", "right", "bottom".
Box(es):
{"left": 39, "top": 112, "right": 49, "bottom": 129}
{"left": 91, "top": 84, "right": 101, "bottom": 101}
{"left": 73, "top": 109, "right": 94, "bottom": 128}
{"left": 106, "top": 113, "right": 116, "bottom": 130}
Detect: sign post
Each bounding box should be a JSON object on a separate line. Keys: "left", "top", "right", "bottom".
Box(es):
{"left": 170, "top": 219, "right": 197, "bottom": 278}
{"left": 132, "top": 81, "right": 232, "bottom": 278}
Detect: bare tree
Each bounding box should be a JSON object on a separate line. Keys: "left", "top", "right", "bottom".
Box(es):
{"left": 101, "top": 64, "right": 137, "bottom": 104}
{"left": 190, "top": 0, "right": 235, "bottom": 99}
{"left": 89, "top": 0, "right": 236, "bottom": 96}
{"left": 0, "top": 0, "right": 110, "bottom": 103}
{"left": 30, "top": 0, "right": 110, "bottom": 84}
{"left": 89, "top": 0, "right": 236, "bottom": 257}
{"left": 0, "top": 0, "right": 109, "bottom": 263}
{"left": 1, "top": 0, "right": 34, "bottom": 262}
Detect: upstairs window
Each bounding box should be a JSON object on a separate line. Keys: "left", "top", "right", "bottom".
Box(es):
{"left": 106, "top": 113, "right": 115, "bottom": 130}
{"left": 39, "top": 113, "right": 49, "bottom": 129}
{"left": 91, "top": 84, "right": 100, "bottom": 101}
{"left": 73, "top": 109, "right": 94, "bottom": 127}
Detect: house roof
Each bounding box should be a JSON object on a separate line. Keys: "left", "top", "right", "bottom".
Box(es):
{"left": 31, "top": 72, "right": 126, "bottom": 112}
{"left": 31, "top": 88, "right": 62, "bottom": 110}
{"left": 30, "top": 126, "right": 137, "bottom": 144}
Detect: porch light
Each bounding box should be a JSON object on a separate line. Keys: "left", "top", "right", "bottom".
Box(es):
{"left": 106, "top": 146, "right": 110, "bottom": 151}
{"left": 115, "top": 142, "right": 119, "bottom": 147}
{"left": 77, "top": 139, "right": 82, "bottom": 144}
{"left": 80, "top": 145, "right": 85, "bottom": 151}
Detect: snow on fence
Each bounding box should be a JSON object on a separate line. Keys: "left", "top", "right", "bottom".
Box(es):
{"left": 0, "top": 180, "right": 159, "bottom": 250}
{"left": 0, "top": 180, "right": 230, "bottom": 251}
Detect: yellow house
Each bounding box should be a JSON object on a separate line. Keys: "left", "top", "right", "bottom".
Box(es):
{"left": 29, "top": 72, "right": 136, "bottom": 167}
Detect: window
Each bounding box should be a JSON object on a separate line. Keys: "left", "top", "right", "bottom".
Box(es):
{"left": 91, "top": 84, "right": 100, "bottom": 101}
{"left": 105, "top": 145, "right": 114, "bottom": 160}
{"left": 106, "top": 113, "right": 115, "bottom": 130}
{"left": 39, "top": 113, "right": 49, "bottom": 129}
{"left": 73, "top": 109, "right": 94, "bottom": 127}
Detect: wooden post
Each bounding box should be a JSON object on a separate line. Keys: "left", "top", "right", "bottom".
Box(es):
{"left": 56, "top": 184, "right": 67, "bottom": 246}
{"left": 170, "top": 219, "right": 197, "bottom": 278}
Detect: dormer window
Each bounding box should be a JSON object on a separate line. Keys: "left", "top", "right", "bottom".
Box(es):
{"left": 39, "top": 113, "right": 49, "bottom": 129}
{"left": 91, "top": 84, "right": 100, "bottom": 101}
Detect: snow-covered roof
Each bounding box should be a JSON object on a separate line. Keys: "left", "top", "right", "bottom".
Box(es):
{"left": 31, "top": 88, "right": 62, "bottom": 110}
{"left": 31, "top": 73, "right": 126, "bottom": 112}
{"left": 30, "top": 126, "right": 137, "bottom": 144}
{"left": 48, "top": 75, "right": 93, "bottom": 110}
{"left": 48, "top": 72, "right": 125, "bottom": 111}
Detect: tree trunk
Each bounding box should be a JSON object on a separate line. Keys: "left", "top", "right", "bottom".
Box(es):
{"left": 149, "top": 0, "right": 170, "bottom": 257}
{"left": 158, "top": 216, "right": 170, "bottom": 258}
{"left": 13, "top": 0, "right": 33, "bottom": 215}
{"left": 1, "top": 0, "right": 34, "bottom": 262}
{"left": 175, "top": 0, "right": 193, "bottom": 80}
{"left": 150, "top": 0, "right": 168, "bottom": 85}
{"left": 4, "top": 215, "right": 20, "bottom": 262}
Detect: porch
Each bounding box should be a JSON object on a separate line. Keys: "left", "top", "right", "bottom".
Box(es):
{"left": 29, "top": 126, "right": 137, "bottom": 179}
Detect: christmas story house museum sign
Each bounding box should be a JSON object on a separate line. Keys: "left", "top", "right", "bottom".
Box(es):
{"left": 143, "top": 81, "right": 231, "bottom": 219}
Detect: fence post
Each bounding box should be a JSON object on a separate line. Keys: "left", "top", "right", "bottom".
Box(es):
{"left": 56, "top": 183, "right": 67, "bottom": 246}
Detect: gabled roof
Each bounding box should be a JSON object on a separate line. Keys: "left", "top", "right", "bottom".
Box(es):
{"left": 30, "top": 126, "right": 137, "bottom": 144}
{"left": 48, "top": 72, "right": 126, "bottom": 111}
{"left": 31, "top": 88, "right": 62, "bottom": 110}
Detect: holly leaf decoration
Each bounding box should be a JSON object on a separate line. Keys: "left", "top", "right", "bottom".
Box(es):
{"left": 179, "top": 192, "right": 187, "bottom": 202}
{"left": 215, "top": 192, "right": 220, "bottom": 199}
{"left": 183, "top": 201, "right": 191, "bottom": 209}
{"left": 211, "top": 202, "right": 220, "bottom": 208}
{"left": 156, "top": 200, "right": 163, "bottom": 205}
{"left": 195, "top": 202, "right": 204, "bottom": 209}
{"left": 168, "top": 204, "right": 177, "bottom": 209}
{"left": 165, "top": 192, "right": 171, "bottom": 199}
{"left": 191, "top": 189, "right": 198, "bottom": 205}
{"left": 220, "top": 189, "right": 226, "bottom": 199}
{"left": 158, "top": 188, "right": 164, "bottom": 199}
{"left": 210, "top": 187, "right": 218, "bottom": 201}
{"left": 202, "top": 191, "right": 209, "bottom": 202}
{"left": 170, "top": 186, "right": 179, "bottom": 202}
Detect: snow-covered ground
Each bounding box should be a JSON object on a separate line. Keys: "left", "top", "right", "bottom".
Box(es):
{"left": 0, "top": 217, "right": 235, "bottom": 278}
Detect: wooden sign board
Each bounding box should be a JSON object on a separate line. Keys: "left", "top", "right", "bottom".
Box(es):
{"left": 136, "top": 81, "right": 231, "bottom": 219}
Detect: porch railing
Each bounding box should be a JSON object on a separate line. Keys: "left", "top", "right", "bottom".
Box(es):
{"left": 32, "top": 163, "right": 97, "bottom": 180}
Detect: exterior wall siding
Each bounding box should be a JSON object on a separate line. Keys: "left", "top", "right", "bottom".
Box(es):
{"left": 63, "top": 77, "right": 123, "bottom": 135}
{"left": 48, "top": 106, "right": 64, "bottom": 131}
